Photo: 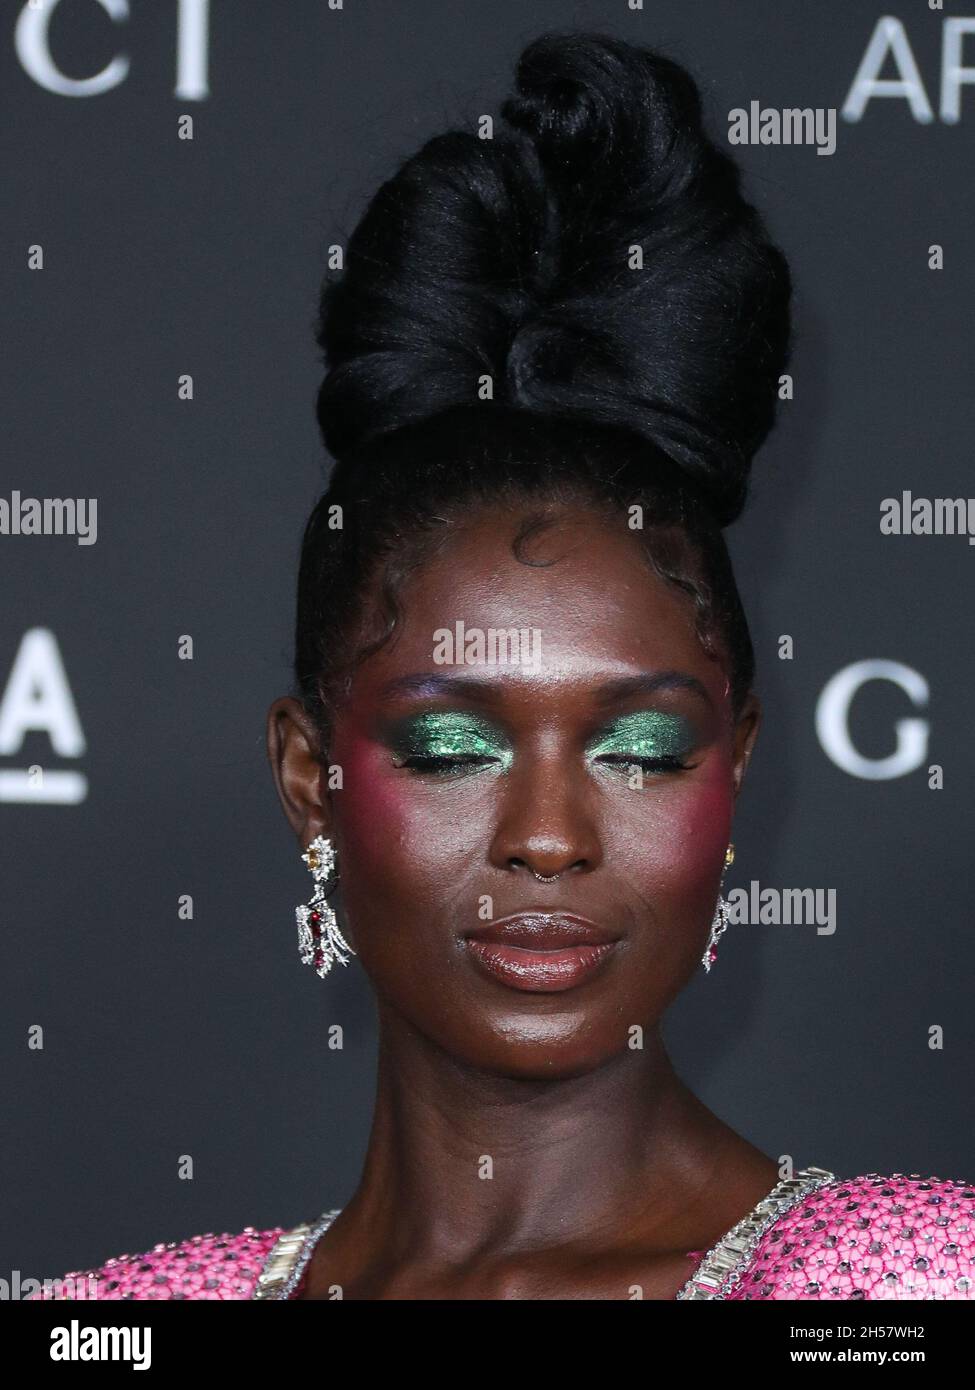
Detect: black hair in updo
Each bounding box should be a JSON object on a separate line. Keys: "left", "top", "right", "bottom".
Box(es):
{"left": 294, "top": 31, "right": 792, "bottom": 753}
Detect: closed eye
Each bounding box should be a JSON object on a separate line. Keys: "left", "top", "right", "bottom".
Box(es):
{"left": 594, "top": 754, "right": 696, "bottom": 773}
{"left": 396, "top": 753, "right": 696, "bottom": 776}
{"left": 395, "top": 753, "right": 501, "bottom": 776}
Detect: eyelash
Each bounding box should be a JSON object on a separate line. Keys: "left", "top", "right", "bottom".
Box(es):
{"left": 396, "top": 754, "right": 497, "bottom": 775}
{"left": 596, "top": 755, "right": 695, "bottom": 774}
{"left": 396, "top": 753, "right": 695, "bottom": 776}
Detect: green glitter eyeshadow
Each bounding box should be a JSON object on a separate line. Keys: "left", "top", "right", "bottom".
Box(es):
{"left": 387, "top": 712, "right": 513, "bottom": 766}
{"left": 586, "top": 711, "right": 697, "bottom": 762}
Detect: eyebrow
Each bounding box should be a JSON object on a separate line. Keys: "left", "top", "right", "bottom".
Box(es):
{"left": 377, "top": 670, "right": 714, "bottom": 710}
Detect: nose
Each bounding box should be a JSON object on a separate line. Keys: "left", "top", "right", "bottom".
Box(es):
{"left": 488, "top": 745, "right": 603, "bottom": 879}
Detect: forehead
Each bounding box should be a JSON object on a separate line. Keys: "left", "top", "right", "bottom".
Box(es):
{"left": 349, "top": 504, "right": 721, "bottom": 696}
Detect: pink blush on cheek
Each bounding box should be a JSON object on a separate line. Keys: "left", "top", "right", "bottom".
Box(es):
{"left": 329, "top": 741, "right": 408, "bottom": 874}
{"left": 671, "top": 780, "right": 734, "bottom": 877}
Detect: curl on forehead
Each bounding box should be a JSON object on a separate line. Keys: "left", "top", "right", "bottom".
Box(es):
{"left": 293, "top": 428, "right": 746, "bottom": 754}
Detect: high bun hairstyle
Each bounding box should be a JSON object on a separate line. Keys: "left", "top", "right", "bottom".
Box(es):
{"left": 294, "top": 31, "right": 792, "bottom": 752}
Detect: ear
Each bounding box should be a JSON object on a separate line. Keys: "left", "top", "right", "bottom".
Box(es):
{"left": 731, "top": 691, "right": 761, "bottom": 799}
{"left": 265, "top": 696, "right": 335, "bottom": 844}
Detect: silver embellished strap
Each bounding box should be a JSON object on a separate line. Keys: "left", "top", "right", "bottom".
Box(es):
{"left": 252, "top": 1209, "right": 342, "bottom": 1300}
{"left": 255, "top": 1175, "right": 836, "bottom": 1301}
{"left": 675, "top": 1166, "right": 837, "bottom": 1300}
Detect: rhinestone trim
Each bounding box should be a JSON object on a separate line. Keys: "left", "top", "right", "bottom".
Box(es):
{"left": 252, "top": 1169, "right": 837, "bottom": 1301}
{"left": 252, "top": 1209, "right": 341, "bottom": 1301}
{"left": 675, "top": 1165, "right": 837, "bottom": 1299}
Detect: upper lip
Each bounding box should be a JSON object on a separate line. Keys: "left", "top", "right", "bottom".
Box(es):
{"left": 464, "top": 912, "right": 620, "bottom": 950}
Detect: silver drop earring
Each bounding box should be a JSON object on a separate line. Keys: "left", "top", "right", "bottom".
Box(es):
{"left": 296, "top": 834, "right": 356, "bottom": 977}
{"left": 702, "top": 843, "right": 735, "bottom": 973}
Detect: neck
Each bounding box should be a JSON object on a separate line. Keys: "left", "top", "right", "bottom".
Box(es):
{"left": 337, "top": 1007, "right": 732, "bottom": 1262}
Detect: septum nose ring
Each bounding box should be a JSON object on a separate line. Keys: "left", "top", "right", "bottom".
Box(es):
{"left": 532, "top": 871, "right": 560, "bottom": 883}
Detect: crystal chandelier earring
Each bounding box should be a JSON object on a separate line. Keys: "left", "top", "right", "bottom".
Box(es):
{"left": 296, "top": 835, "right": 356, "bottom": 977}
{"left": 702, "top": 843, "right": 735, "bottom": 973}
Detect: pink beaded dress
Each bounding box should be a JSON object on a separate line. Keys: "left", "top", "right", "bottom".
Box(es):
{"left": 25, "top": 1168, "right": 975, "bottom": 1300}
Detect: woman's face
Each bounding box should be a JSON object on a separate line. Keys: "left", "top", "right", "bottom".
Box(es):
{"left": 273, "top": 503, "right": 760, "bottom": 1081}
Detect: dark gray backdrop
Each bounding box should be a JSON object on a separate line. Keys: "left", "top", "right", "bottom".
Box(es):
{"left": 3, "top": 0, "right": 973, "bottom": 1284}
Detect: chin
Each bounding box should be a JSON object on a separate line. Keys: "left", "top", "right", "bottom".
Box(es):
{"left": 451, "top": 1021, "right": 627, "bottom": 1082}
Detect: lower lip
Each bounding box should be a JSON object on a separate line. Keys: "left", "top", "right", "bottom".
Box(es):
{"left": 464, "top": 940, "right": 618, "bottom": 993}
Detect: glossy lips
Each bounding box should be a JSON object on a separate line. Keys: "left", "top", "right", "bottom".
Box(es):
{"left": 463, "top": 912, "right": 620, "bottom": 993}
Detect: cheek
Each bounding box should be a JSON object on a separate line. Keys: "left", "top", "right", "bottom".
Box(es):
{"left": 670, "top": 775, "right": 734, "bottom": 873}
{"left": 631, "top": 768, "right": 735, "bottom": 976}
{"left": 333, "top": 740, "right": 478, "bottom": 895}
{"left": 621, "top": 764, "right": 733, "bottom": 903}
{"left": 333, "top": 740, "right": 409, "bottom": 883}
